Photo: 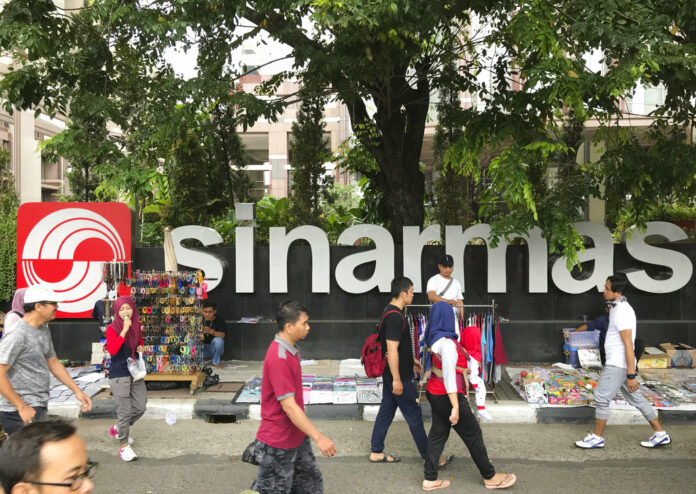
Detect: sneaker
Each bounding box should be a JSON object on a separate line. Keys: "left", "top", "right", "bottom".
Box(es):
{"left": 575, "top": 433, "right": 604, "bottom": 449}
{"left": 478, "top": 410, "right": 493, "bottom": 421}
{"left": 119, "top": 445, "right": 138, "bottom": 462}
{"left": 641, "top": 432, "right": 671, "bottom": 448}
{"left": 109, "top": 425, "right": 134, "bottom": 445}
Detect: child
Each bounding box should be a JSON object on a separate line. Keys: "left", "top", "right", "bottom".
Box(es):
{"left": 461, "top": 324, "right": 492, "bottom": 421}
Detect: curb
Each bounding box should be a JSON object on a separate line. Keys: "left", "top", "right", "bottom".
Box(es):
{"left": 54, "top": 398, "right": 696, "bottom": 425}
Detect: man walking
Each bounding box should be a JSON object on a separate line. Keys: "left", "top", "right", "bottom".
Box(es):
{"left": 369, "top": 277, "right": 429, "bottom": 463}
{"left": 575, "top": 274, "right": 670, "bottom": 449}
{"left": 0, "top": 285, "right": 92, "bottom": 435}
{"left": 252, "top": 301, "right": 336, "bottom": 493}
{"left": 201, "top": 301, "right": 226, "bottom": 369}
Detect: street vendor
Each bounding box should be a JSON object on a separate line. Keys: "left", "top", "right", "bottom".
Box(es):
{"left": 572, "top": 302, "right": 611, "bottom": 362}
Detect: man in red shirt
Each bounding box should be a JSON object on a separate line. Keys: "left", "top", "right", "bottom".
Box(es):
{"left": 252, "top": 301, "right": 336, "bottom": 493}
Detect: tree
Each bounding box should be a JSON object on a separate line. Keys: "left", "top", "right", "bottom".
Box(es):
{"left": 289, "top": 89, "right": 331, "bottom": 227}
{"left": 0, "top": 147, "right": 19, "bottom": 301}
{"left": 239, "top": 1, "right": 482, "bottom": 242}
{"left": 432, "top": 86, "right": 476, "bottom": 228}
{"left": 447, "top": 0, "right": 696, "bottom": 264}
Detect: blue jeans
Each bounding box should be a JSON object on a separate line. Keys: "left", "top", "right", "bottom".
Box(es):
{"left": 370, "top": 378, "right": 428, "bottom": 458}
{"left": 203, "top": 337, "right": 225, "bottom": 366}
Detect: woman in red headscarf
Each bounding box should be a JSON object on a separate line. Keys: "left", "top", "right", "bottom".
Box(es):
{"left": 105, "top": 296, "right": 147, "bottom": 462}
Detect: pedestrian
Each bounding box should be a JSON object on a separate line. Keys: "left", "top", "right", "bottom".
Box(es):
{"left": 369, "top": 276, "right": 430, "bottom": 464}
{"left": 105, "top": 296, "right": 147, "bottom": 462}
{"left": 426, "top": 255, "right": 464, "bottom": 332}
{"left": 0, "top": 285, "right": 92, "bottom": 436}
{"left": 201, "top": 301, "right": 226, "bottom": 369}
{"left": 575, "top": 273, "right": 671, "bottom": 449}
{"left": 0, "top": 419, "right": 96, "bottom": 493}
{"left": 252, "top": 300, "right": 336, "bottom": 493}
{"left": 2, "top": 288, "right": 28, "bottom": 337}
{"left": 422, "top": 302, "right": 516, "bottom": 491}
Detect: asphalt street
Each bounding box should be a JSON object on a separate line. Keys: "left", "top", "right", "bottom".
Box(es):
{"left": 74, "top": 418, "right": 696, "bottom": 493}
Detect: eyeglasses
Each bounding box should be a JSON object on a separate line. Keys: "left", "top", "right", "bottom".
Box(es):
{"left": 39, "top": 301, "right": 59, "bottom": 306}
{"left": 25, "top": 461, "right": 97, "bottom": 490}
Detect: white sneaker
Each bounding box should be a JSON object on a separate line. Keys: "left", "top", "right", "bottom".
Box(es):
{"left": 478, "top": 410, "right": 493, "bottom": 421}
{"left": 575, "top": 433, "right": 604, "bottom": 449}
{"left": 641, "top": 432, "right": 671, "bottom": 448}
{"left": 119, "top": 445, "right": 138, "bottom": 462}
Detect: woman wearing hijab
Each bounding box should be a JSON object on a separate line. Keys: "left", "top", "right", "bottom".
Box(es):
{"left": 421, "top": 302, "right": 516, "bottom": 491}
{"left": 2, "top": 288, "right": 27, "bottom": 336}
{"left": 105, "top": 296, "right": 146, "bottom": 462}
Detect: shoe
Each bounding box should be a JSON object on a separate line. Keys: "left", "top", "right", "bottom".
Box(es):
{"left": 109, "top": 425, "right": 134, "bottom": 445}
{"left": 119, "top": 445, "right": 138, "bottom": 462}
{"left": 641, "top": 432, "right": 671, "bottom": 448}
{"left": 478, "top": 410, "right": 493, "bottom": 421}
{"left": 575, "top": 433, "right": 604, "bottom": 449}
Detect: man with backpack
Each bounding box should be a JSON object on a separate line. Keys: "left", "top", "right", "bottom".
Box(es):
{"left": 368, "top": 277, "right": 429, "bottom": 463}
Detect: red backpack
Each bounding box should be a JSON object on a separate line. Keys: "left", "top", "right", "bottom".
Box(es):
{"left": 361, "top": 309, "right": 405, "bottom": 378}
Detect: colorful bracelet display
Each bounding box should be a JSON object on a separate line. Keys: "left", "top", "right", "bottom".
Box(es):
{"left": 127, "top": 270, "right": 208, "bottom": 374}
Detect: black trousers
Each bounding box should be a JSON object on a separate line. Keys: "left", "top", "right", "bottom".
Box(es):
{"left": 0, "top": 406, "right": 48, "bottom": 435}
{"left": 424, "top": 392, "right": 495, "bottom": 481}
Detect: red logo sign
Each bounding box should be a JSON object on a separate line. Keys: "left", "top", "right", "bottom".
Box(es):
{"left": 17, "top": 203, "right": 131, "bottom": 318}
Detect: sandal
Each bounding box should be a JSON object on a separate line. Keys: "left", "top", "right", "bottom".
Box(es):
{"left": 369, "top": 453, "right": 401, "bottom": 463}
{"left": 439, "top": 454, "right": 454, "bottom": 468}
{"left": 422, "top": 479, "right": 451, "bottom": 491}
{"left": 484, "top": 473, "right": 517, "bottom": 490}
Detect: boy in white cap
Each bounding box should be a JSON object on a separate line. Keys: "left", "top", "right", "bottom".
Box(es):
{"left": 0, "top": 285, "right": 92, "bottom": 435}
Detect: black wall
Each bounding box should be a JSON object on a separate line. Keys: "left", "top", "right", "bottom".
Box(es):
{"left": 48, "top": 242, "right": 696, "bottom": 363}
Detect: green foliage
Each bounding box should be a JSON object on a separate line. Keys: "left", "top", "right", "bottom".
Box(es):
{"left": 289, "top": 90, "right": 332, "bottom": 227}
{"left": 0, "top": 148, "right": 19, "bottom": 301}
{"left": 319, "top": 182, "right": 365, "bottom": 243}
{"left": 432, "top": 86, "right": 476, "bottom": 228}
{"left": 254, "top": 196, "right": 292, "bottom": 245}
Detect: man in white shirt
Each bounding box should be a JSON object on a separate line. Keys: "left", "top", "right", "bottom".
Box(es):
{"left": 575, "top": 274, "right": 670, "bottom": 449}
{"left": 426, "top": 255, "right": 464, "bottom": 324}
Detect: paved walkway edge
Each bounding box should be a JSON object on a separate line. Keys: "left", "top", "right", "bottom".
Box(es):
{"left": 56, "top": 399, "right": 695, "bottom": 425}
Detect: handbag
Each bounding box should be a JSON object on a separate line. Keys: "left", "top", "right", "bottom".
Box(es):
{"left": 127, "top": 353, "right": 147, "bottom": 381}
{"left": 242, "top": 440, "right": 261, "bottom": 465}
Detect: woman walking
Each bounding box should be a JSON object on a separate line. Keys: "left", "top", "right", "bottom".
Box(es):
{"left": 421, "top": 302, "right": 516, "bottom": 491}
{"left": 106, "top": 296, "right": 147, "bottom": 462}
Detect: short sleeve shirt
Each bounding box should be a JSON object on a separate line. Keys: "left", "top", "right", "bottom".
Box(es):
{"left": 256, "top": 335, "right": 306, "bottom": 449}
{"left": 380, "top": 305, "right": 413, "bottom": 382}
{"left": 426, "top": 274, "right": 463, "bottom": 302}
{"left": 0, "top": 320, "right": 56, "bottom": 411}
{"left": 604, "top": 301, "right": 636, "bottom": 369}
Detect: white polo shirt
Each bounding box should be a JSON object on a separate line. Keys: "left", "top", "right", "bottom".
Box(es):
{"left": 426, "top": 274, "right": 463, "bottom": 302}
{"left": 604, "top": 300, "right": 637, "bottom": 369}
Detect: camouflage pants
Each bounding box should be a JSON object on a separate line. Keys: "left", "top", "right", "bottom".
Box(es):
{"left": 251, "top": 437, "right": 324, "bottom": 494}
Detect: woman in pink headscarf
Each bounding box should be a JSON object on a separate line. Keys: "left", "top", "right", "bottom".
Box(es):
{"left": 2, "top": 288, "right": 27, "bottom": 336}
{"left": 105, "top": 296, "right": 146, "bottom": 462}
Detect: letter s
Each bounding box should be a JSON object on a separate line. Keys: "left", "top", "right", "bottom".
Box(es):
{"left": 170, "top": 226, "right": 226, "bottom": 292}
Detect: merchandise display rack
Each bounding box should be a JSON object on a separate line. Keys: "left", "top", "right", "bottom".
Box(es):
{"left": 130, "top": 270, "right": 209, "bottom": 393}
{"left": 406, "top": 302, "right": 500, "bottom": 403}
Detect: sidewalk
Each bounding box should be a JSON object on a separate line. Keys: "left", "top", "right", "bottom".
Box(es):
{"left": 49, "top": 360, "right": 696, "bottom": 425}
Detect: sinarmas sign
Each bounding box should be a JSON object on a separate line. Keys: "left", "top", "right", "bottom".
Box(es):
{"left": 16, "top": 202, "right": 693, "bottom": 320}
{"left": 172, "top": 205, "right": 692, "bottom": 296}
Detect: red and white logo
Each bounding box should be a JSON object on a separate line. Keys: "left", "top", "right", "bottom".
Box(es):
{"left": 17, "top": 203, "right": 131, "bottom": 318}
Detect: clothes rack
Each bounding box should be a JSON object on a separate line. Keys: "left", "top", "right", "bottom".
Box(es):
{"left": 405, "top": 301, "right": 500, "bottom": 403}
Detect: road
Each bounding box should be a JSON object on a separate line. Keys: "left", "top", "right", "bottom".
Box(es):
{"left": 76, "top": 418, "right": 696, "bottom": 493}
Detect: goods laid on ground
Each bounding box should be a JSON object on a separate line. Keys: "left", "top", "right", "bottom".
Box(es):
{"left": 234, "top": 376, "right": 383, "bottom": 404}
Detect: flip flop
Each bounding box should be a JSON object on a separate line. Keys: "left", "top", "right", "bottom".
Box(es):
{"left": 369, "top": 453, "right": 401, "bottom": 463}
{"left": 439, "top": 454, "right": 454, "bottom": 468}
{"left": 484, "top": 473, "right": 517, "bottom": 490}
{"left": 422, "top": 479, "right": 451, "bottom": 491}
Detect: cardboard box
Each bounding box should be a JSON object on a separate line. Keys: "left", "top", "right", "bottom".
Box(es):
{"left": 637, "top": 347, "right": 670, "bottom": 369}
{"left": 658, "top": 343, "right": 696, "bottom": 368}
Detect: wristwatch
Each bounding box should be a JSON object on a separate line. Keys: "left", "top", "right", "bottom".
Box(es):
{"left": 627, "top": 373, "right": 637, "bottom": 380}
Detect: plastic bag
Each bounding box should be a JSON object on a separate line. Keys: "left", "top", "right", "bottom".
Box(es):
{"left": 127, "top": 353, "right": 147, "bottom": 381}
{"left": 242, "top": 440, "right": 261, "bottom": 465}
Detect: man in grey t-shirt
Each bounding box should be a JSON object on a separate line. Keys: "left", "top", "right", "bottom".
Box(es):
{"left": 0, "top": 285, "right": 92, "bottom": 435}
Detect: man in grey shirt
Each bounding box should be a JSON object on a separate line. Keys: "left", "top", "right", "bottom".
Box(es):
{"left": 0, "top": 285, "right": 92, "bottom": 435}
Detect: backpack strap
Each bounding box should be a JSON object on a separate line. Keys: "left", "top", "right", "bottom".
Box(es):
{"left": 437, "top": 278, "right": 454, "bottom": 298}
{"left": 378, "top": 309, "right": 405, "bottom": 338}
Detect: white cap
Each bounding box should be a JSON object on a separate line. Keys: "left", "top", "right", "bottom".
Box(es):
{"left": 23, "top": 285, "right": 64, "bottom": 304}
